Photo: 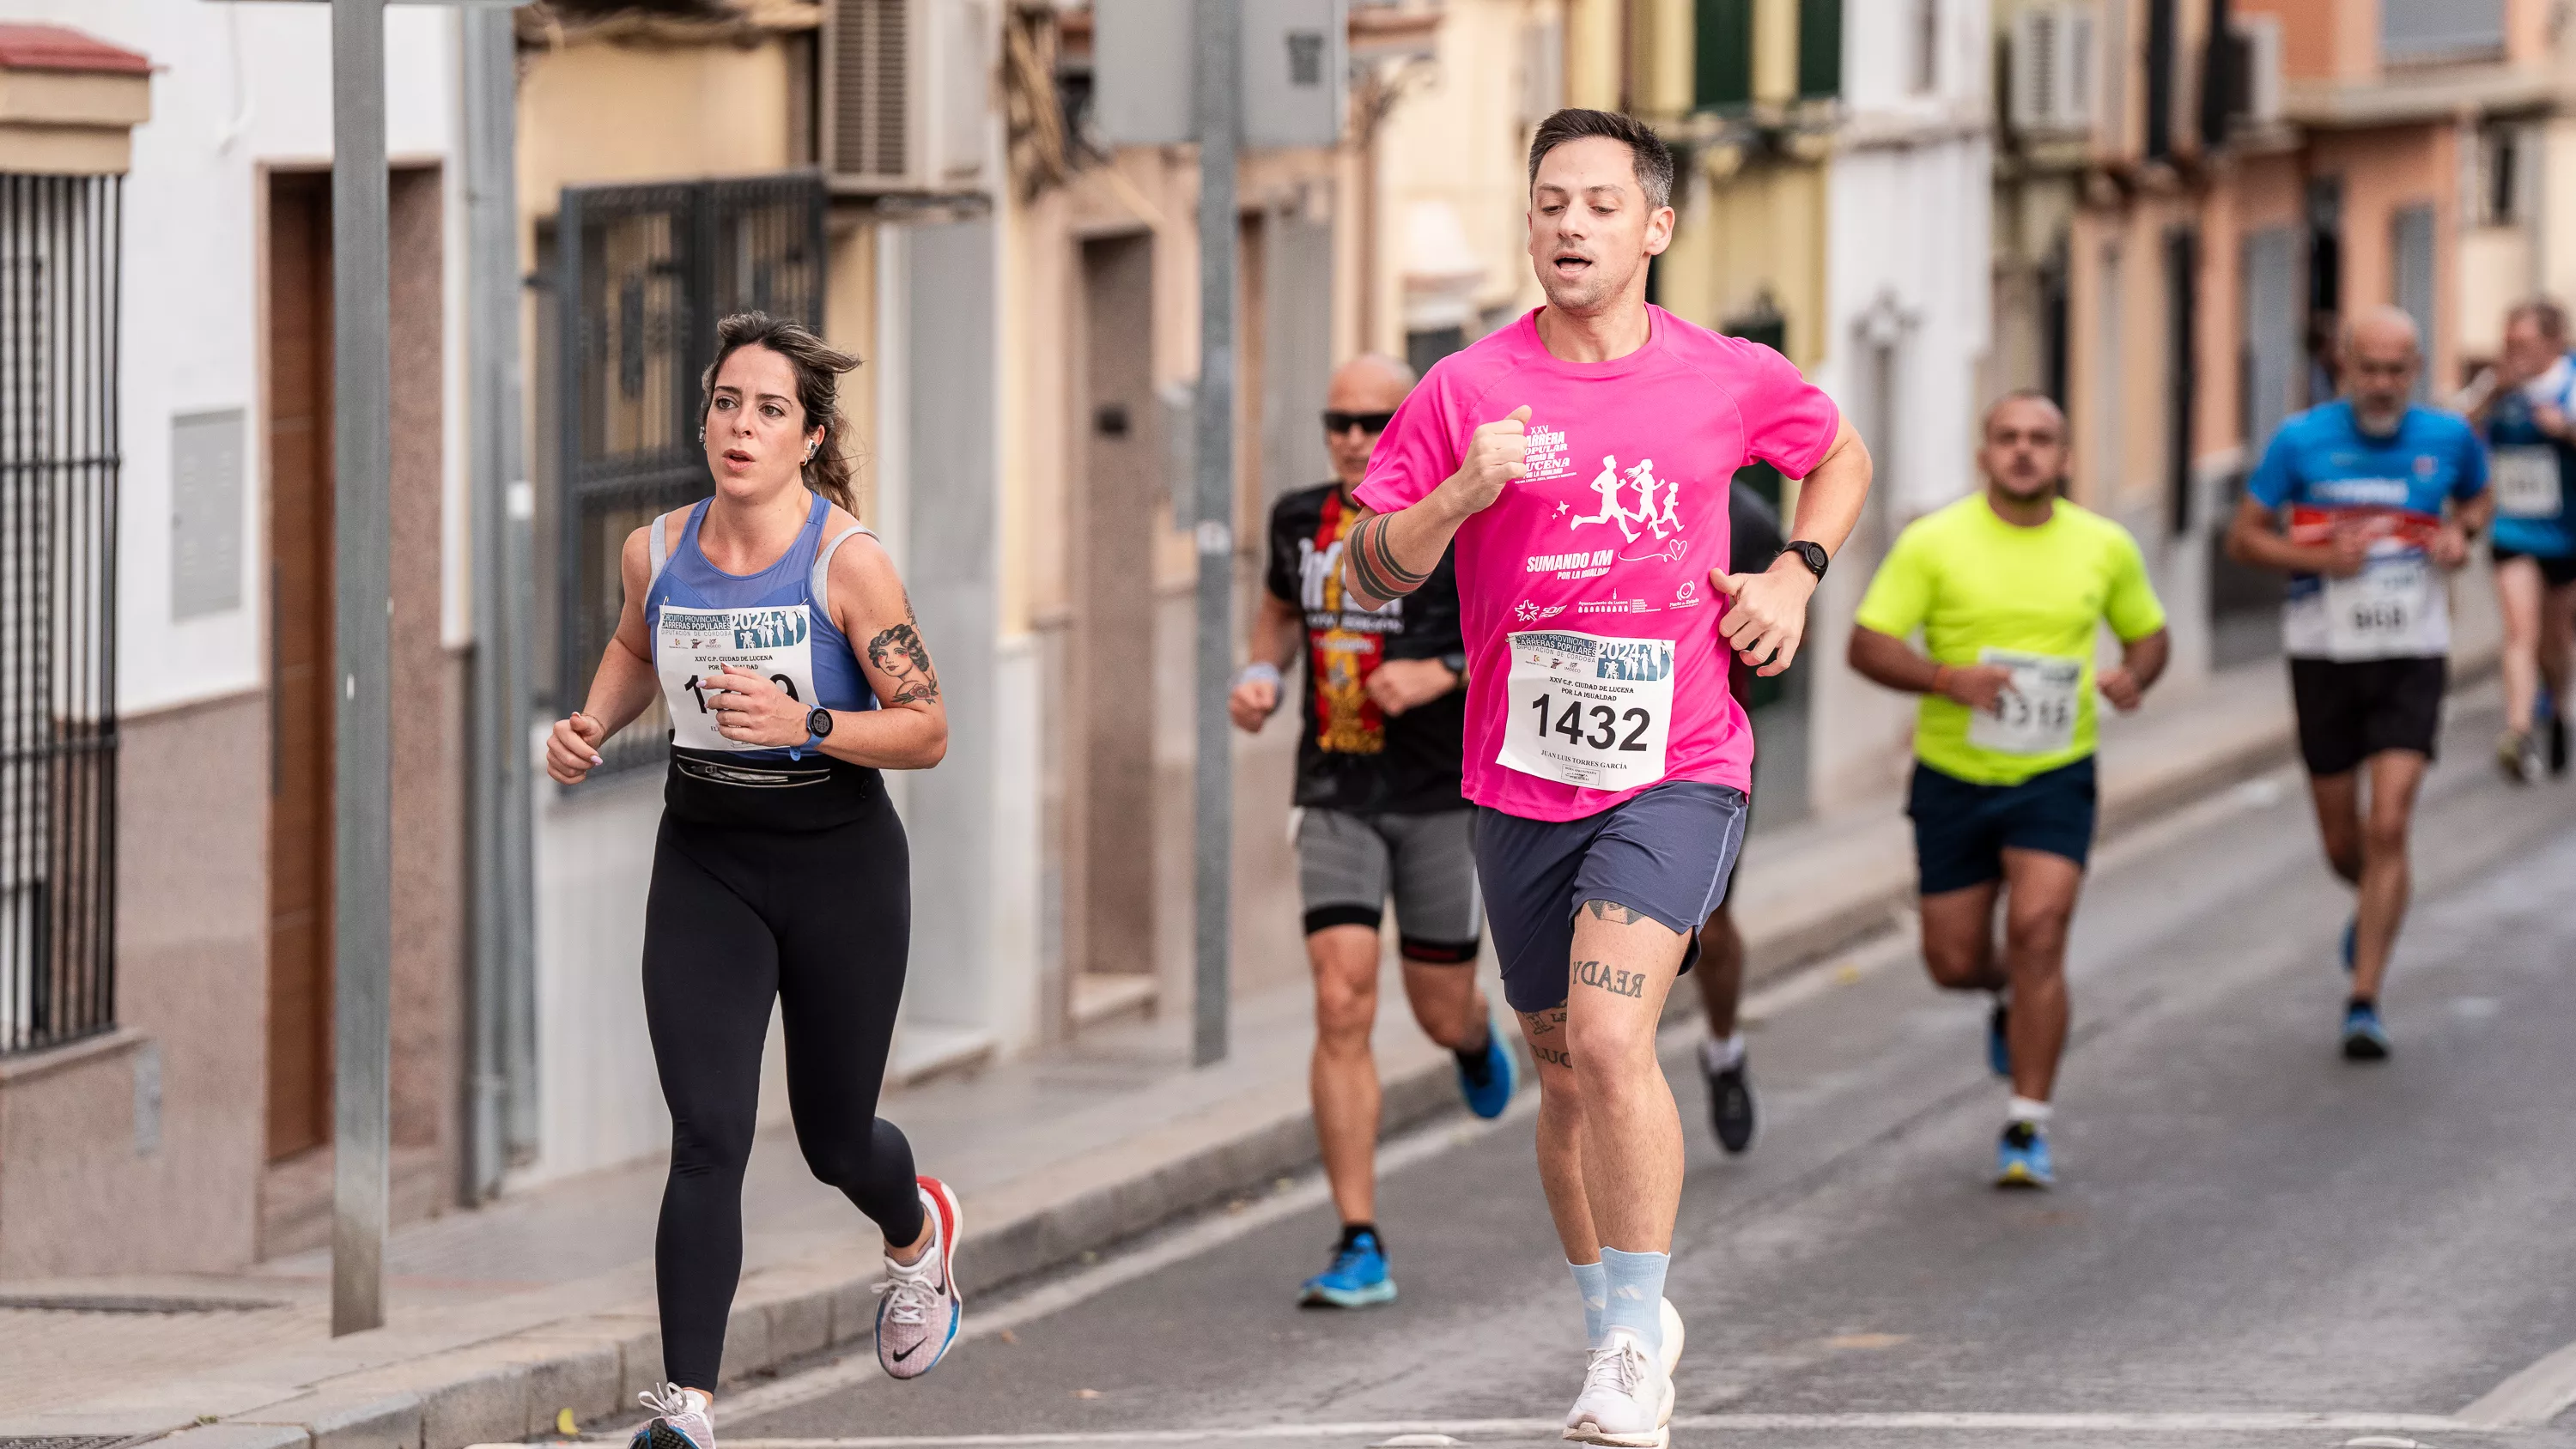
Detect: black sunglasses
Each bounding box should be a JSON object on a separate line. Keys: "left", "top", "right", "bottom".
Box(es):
{"left": 1321, "top": 410, "right": 1396, "bottom": 435}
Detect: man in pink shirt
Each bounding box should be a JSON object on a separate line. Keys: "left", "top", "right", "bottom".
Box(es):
{"left": 1344, "top": 108, "right": 1872, "bottom": 1446}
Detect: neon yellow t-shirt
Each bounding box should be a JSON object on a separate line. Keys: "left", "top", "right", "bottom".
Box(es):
{"left": 1854, "top": 494, "right": 2167, "bottom": 786}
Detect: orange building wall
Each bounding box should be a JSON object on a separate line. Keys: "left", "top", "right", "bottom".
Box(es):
{"left": 2309, "top": 124, "right": 2459, "bottom": 387}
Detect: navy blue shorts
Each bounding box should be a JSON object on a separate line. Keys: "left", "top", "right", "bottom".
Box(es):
{"left": 1906, "top": 757, "right": 2097, "bottom": 897}
{"left": 1473, "top": 780, "right": 1749, "bottom": 1015}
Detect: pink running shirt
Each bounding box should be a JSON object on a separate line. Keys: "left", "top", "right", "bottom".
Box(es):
{"left": 1355, "top": 306, "right": 1840, "bottom": 822}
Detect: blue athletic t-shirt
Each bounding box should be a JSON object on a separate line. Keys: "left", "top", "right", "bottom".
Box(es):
{"left": 2246, "top": 400, "right": 2487, "bottom": 659}
{"left": 2483, "top": 354, "right": 2576, "bottom": 559}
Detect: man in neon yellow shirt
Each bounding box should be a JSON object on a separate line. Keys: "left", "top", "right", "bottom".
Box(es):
{"left": 1848, "top": 392, "right": 2169, "bottom": 1189}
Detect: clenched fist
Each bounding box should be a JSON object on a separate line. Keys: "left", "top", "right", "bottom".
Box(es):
{"left": 1435, "top": 405, "right": 1532, "bottom": 517}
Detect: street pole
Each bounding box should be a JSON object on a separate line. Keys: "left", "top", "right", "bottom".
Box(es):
{"left": 459, "top": 3, "right": 536, "bottom": 1202}
{"left": 329, "top": 0, "right": 394, "bottom": 1337}
{"left": 1191, "top": 0, "right": 1241, "bottom": 1068}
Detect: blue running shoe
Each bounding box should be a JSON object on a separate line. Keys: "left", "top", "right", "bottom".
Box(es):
{"left": 2338, "top": 917, "right": 2356, "bottom": 975}
{"left": 1298, "top": 1230, "right": 1397, "bottom": 1308}
{"left": 1455, "top": 1019, "right": 1516, "bottom": 1119}
{"left": 1986, "top": 998, "right": 2011, "bottom": 1078}
{"left": 2342, "top": 1001, "right": 2392, "bottom": 1062}
{"left": 1994, "top": 1121, "right": 2054, "bottom": 1190}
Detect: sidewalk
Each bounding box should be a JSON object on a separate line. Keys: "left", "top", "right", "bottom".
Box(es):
{"left": 0, "top": 658, "right": 2305, "bottom": 1449}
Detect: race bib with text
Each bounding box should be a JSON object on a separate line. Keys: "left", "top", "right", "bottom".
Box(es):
{"left": 1965, "top": 647, "right": 2081, "bottom": 756}
{"left": 2491, "top": 446, "right": 2563, "bottom": 519}
{"left": 657, "top": 603, "right": 819, "bottom": 752}
{"left": 2321, "top": 549, "right": 2443, "bottom": 660}
{"left": 1497, "top": 630, "right": 1674, "bottom": 791}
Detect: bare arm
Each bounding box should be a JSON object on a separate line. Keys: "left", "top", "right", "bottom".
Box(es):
{"left": 2223, "top": 494, "right": 2366, "bottom": 578}
{"left": 545, "top": 525, "right": 667, "bottom": 784}
{"left": 2098, "top": 627, "right": 2169, "bottom": 712}
{"left": 1712, "top": 419, "right": 1874, "bottom": 676}
{"left": 1228, "top": 591, "right": 1303, "bottom": 732}
{"left": 1846, "top": 624, "right": 2014, "bottom": 713}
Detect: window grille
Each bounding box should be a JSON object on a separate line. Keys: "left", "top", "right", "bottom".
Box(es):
{"left": 550, "top": 174, "right": 829, "bottom": 776}
{"left": 0, "top": 174, "right": 120, "bottom": 1057}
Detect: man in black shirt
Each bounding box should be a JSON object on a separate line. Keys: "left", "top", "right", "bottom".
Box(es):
{"left": 1230, "top": 354, "right": 1513, "bottom": 1310}
{"left": 1694, "top": 478, "right": 1785, "bottom": 1155}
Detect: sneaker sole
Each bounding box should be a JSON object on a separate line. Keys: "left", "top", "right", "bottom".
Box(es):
{"left": 638, "top": 1423, "right": 704, "bottom": 1449}
{"left": 1995, "top": 1164, "right": 2051, "bottom": 1191}
{"left": 1564, "top": 1377, "right": 1675, "bottom": 1447}
{"left": 883, "top": 1178, "right": 966, "bottom": 1381}
{"left": 1297, "top": 1280, "right": 1399, "bottom": 1308}
{"left": 2342, "top": 1035, "right": 2391, "bottom": 1063}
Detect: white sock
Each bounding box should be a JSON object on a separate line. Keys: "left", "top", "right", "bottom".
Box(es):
{"left": 2007, "top": 1095, "right": 2052, "bottom": 1125}
{"left": 1700, "top": 1033, "right": 1745, "bottom": 1071}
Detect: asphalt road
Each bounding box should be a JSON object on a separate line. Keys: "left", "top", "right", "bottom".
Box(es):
{"left": 720, "top": 697, "right": 2576, "bottom": 1449}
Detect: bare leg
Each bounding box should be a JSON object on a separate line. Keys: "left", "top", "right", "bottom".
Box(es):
{"left": 2542, "top": 581, "right": 2576, "bottom": 706}
{"left": 2497, "top": 555, "right": 2543, "bottom": 734}
{"left": 1564, "top": 903, "right": 1689, "bottom": 1253}
{"left": 1917, "top": 879, "right": 2008, "bottom": 991}
{"left": 1517, "top": 1003, "right": 1597, "bottom": 1262}
{"left": 2306, "top": 771, "right": 2365, "bottom": 887}
{"left": 1996, "top": 849, "right": 2085, "bottom": 1103}
{"left": 1307, "top": 924, "right": 1385, "bottom": 1227}
{"left": 2350, "top": 751, "right": 2427, "bottom": 1002}
{"left": 1399, "top": 957, "right": 1489, "bottom": 1052}
{"left": 1693, "top": 901, "right": 1745, "bottom": 1040}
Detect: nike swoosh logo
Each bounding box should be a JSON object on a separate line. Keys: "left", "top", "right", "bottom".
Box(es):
{"left": 892, "top": 1341, "right": 924, "bottom": 1362}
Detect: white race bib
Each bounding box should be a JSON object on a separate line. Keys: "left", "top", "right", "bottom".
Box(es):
{"left": 2491, "top": 446, "right": 2563, "bottom": 519}
{"left": 1965, "top": 647, "right": 2081, "bottom": 756}
{"left": 1498, "top": 630, "right": 1674, "bottom": 791}
{"left": 657, "top": 603, "right": 819, "bottom": 752}
{"left": 2321, "top": 549, "right": 2442, "bottom": 660}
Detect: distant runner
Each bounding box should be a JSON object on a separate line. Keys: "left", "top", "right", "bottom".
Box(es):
{"left": 1849, "top": 393, "right": 2168, "bottom": 1188}
{"left": 2224, "top": 306, "right": 2489, "bottom": 1060}
{"left": 2465, "top": 299, "right": 2575, "bottom": 781}
{"left": 1341, "top": 109, "right": 1873, "bottom": 1447}
{"left": 1230, "top": 353, "right": 1514, "bottom": 1313}
{"left": 1692, "top": 479, "right": 1784, "bottom": 1155}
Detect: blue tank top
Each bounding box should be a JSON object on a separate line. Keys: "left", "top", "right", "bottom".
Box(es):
{"left": 645, "top": 492, "right": 876, "bottom": 764}
{"left": 2485, "top": 355, "right": 2576, "bottom": 559}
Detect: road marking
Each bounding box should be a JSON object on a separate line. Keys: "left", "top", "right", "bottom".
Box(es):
{"left": 2458, "top": 1333, "right": 2576, "bottom": 1428}
{"left": 700, "top": 1412, "right": 2475, "bottom": 1448}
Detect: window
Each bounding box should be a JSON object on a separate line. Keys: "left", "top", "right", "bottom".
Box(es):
{"left": 550, "top": 175, "right": 828, "bottom": 774}
{"left": 2481, "top": 124, "right": 2524, "bottom": 226}
{"left": 2391, "top": 205, "right": 2436, "bottom": 403}
{"left": 1695, "top": 0, "right": 1753, "bottom": 111}
{"left": 2144, "top": 0, "right": 2176, "bottom": 160}
{"left": 0, "top": 175, "right": 120, "bottom": 1058}
{"left": 1797, "top": 0, "right": 1842, "bottom": 100}
{"left": 2381, "top": 0, "right": 2504, "bottom": 64}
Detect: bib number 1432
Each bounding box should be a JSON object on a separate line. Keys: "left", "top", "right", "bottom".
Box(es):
{"left": 1497, "top": 630, "right": 1674, "bottom": 791}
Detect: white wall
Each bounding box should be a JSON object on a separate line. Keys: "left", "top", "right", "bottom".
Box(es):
{"left": 1803, "top": 0, "right": 1995, "bottom": 812}
{"left": 5, "top": 1, "right": 471, "bottom": 717}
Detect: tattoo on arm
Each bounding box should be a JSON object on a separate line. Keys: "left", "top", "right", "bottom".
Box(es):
{"left": 1583, "top": 900, "right": 1647, "bottom": 925}
{"left": 1346, "top": 512, "right": 1431, "bottom": 603}
{"left": 1572, "top": 960, "right": 1646, "bottom": 998}
{"left": 866, "top": 597, "right": 941, "bottom": 705}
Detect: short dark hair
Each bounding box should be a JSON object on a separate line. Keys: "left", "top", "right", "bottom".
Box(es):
{"left": 2507, "top": 296, "right": 2569, "bottom": 343}
{"left": 1528, "top": 108, "right": 1675, "bottom": 212}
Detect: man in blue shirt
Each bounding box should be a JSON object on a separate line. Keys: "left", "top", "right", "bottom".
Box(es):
{"left": 2225, "top": 306, "right": 2490, "bottom": 1063}
{"left": 2469, "top": 299, "right": 2576, "bottom": 780}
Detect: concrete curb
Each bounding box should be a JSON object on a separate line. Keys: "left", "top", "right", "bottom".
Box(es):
{"left": 123, "top": 673, "right": 2335, "bottom": 1449}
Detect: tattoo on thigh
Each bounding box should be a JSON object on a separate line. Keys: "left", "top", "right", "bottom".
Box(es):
{"left": 1572, "top": 959, "right": 1647, "bottom": 998}
{"left": 1532, "top": 1044, "right": 1571, "bottom": 1068}
{"left": 1583, "top": 900, "right": 1648, "bottom": 925}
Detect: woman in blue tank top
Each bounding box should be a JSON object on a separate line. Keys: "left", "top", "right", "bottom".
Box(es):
{"left": 2473, "top": 298, "right": 2576, "bottom": 779}
{"left": 545, "top": 314, "right": 966, "bottom": 1449}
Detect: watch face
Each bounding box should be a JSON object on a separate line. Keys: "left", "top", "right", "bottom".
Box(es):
{"left": 808, "top": 708, "right": 834, "bottom": 738}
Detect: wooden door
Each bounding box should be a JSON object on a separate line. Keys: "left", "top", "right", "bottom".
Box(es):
{"left": 265, "top": 171, "right": 334, "bottom": 1161}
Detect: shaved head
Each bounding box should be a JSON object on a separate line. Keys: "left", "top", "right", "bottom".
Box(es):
{"left": 2339, "top": 306, "right": 2421, "bottom": 433}
{"left": 1978, "top": 391, "right": 2070, "bottom": 506}
{"left": 1982, "top": 390, "right": 2067, "bottom": 441}
{"left": 1327, "top": 354, "right": 1415, "bottom": 411}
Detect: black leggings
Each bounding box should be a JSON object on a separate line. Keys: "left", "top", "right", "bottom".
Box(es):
{"left": 643, "top": 796, "right": 924, "bottom": 1391}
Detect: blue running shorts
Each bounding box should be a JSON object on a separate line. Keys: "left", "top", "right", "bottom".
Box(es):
{"left": 1905, "top": 755, "right": 2098, "bottom": 897}
{"left": 1472, "top": 780, "right": 1749, "bottom": 1015}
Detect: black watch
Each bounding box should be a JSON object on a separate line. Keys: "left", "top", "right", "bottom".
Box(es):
{"left": 1783, "top": 540, "right": 1830, "bottom": 580}
{"left": 805, "top": 707, "right": 835, "bottom": 742}
{"left": 1438, "top": 650, "right": 1467, "bottom": 677}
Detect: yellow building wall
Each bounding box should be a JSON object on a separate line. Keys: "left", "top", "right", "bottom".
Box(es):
{"left": 1564, "top": 0, "right": 1623, "bottom": 108}
{"left": 1656, "top": 157, "right": 1830, "bottom": 367}
{"left": 516, "top": 34, "right": 801, "bottom": 223}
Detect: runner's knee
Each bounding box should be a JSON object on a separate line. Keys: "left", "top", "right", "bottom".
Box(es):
{"left": 1921, "top": 928, "right": 1991, "bottom": 988}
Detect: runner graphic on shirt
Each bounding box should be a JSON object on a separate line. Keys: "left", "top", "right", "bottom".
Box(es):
{"left": 1569, "top": 455, "right": 1686, "bottom": 544}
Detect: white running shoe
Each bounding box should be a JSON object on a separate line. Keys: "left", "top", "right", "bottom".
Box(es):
{"left": 1562, "top": 1326, "right": 1674, "bottom": 1447}
{"left": 1658, "top": 1296, "right": 1684, "bottom": 1376}
{"left": 874, "top": 1176, "right": 964, "bottom": 1380}
{"left": 629, "top": 1384, "right": 713, "bottom": 1449}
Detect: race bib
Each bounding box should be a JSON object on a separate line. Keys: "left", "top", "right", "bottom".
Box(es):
{"left": 1498, "top": 630, "right": 1674, "bottom": 791}
{"left": 657, "top": 603, "right": 819, "bottom": 752}
{"left": 1965, "top": 647, "right": 2081, "bottom": 756}
{"left": 2491, "top": 446, "right": 2563, "bottom": 519}
{"left": 2321, "top": 549, "right": 2441, "bottom": 660}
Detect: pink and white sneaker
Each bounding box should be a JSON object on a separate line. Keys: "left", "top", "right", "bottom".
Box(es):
{"left": 873, "top": 1175, "right": 963, "bottom": 1380}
